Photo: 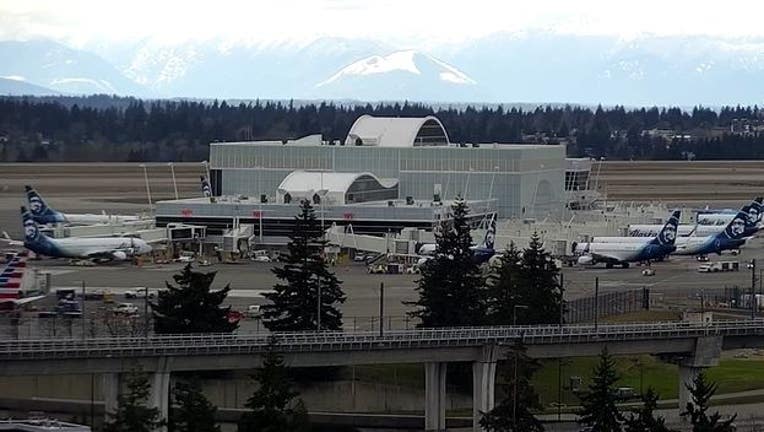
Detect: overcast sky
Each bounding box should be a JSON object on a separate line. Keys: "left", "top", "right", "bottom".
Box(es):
{"left": 2, "top": 0, "right": 764, "bottom": 48}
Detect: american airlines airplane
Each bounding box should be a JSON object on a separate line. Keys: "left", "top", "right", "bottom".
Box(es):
{"left": 26, "top": 185, "right": 141, "bottom": 225}
{"left": 575, "top": 210, "right": 680, "bottom": 268}
{"left": 673, "top": 210, "right": 752, "bottom": 256}
{"left": 19, "top": 206, "right": 152, "bottom": 262}
{"left": 0, "top": 252, "right": 45, "bottom": 308}
{"left": 627, "top": 197, "right": 762, "bottom": 238}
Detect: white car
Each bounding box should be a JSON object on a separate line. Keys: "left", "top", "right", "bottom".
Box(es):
{"left": 246, "top": 304, "right": 262, "bottom": 318}
{"left": 252, "top": 255, "right": 271, "bottom": 263}
{"left": 125, "top": 288, "right": 154, "bottom": 299}
{"left": 113, "top": 302, "right": 139, "bottom": 315}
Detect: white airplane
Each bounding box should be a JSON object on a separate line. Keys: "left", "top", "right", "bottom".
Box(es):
{"left": 417, "top": 214, "right": 497, "bottom": 265}
{"left": 26, "top": 185, "right": 141, "bottom": 225}
{"left": 673, "top": 210, "right": 752, "bottom": 256}
{"left": 16, "top": 206, "right": 152, "bottom": 262}
{"left": 627, "top": 198, "right": 762, "bottom": 238}
{"left": 574, "top": 210, "right": 680, "bottom": 268}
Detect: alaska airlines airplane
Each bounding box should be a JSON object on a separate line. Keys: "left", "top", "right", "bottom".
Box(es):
{"left": 627, "top": 197, "right": 762, "bottom": 238}
{"left": 20, "top": 207, "right": 152, "bottom": 262}
{"left": 673, "top": 210, "right": 752, "bottom": 256}
{"left": 417, "top": 214, "right": 496, "bottom": 265}
{"left": 575, "top": 210, "right": 680, "bottom": 268}
{"left": 26, "top": 185, "right": 141, "bottom": 225}
{"left": 201, "top": 176, "right": 213, "bottom": 197}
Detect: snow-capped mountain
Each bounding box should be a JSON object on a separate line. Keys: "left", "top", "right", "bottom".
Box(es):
{"left": 0, "top": 40, "right": 147, "bottom": 96}
{"left": 314, "top": 50, "right": 482, "bottom": 102}
{"left": 2, "top": 34, "right": 764, "bottom": 105}
{"left": 0, "top": 77, "right": 61, "bottom": 96}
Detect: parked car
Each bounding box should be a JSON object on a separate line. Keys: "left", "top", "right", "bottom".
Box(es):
{"left": 353, "top": 254, "right": 367, "bottom": 262}
{"left": 112, "top": 303, "right": 139, "bottom": 315}
{"left": 252, "top": 255, "right": 271, "bottom": 263}
{"left": 246, "top": 304, "right": 262, "bottom": 319}
{"left": 125, "top": 288, "right": 154, "bottom": 299}
{"left": 641, "top": 268, "right": 655, "bottom": 276}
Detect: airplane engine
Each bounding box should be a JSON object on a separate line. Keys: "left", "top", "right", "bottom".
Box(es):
{"left": 577, "top": 255, "right": 594, "bottom": 266}
{"left": 111, "top": 251, "right": 128, "bottom": 261}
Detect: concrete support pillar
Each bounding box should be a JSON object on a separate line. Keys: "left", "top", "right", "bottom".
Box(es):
{"left": 102, "top": 373, "right": 121, "bottom": 422}
{"left": 472, "top": 359, "right": 497, "bottom": 432}
{"left": 149, "top": 371, "right": 171, "bottom": 432}
{"left": 678, "top": 365, "right": 701, "bottom": 412}
{"left": 425, "top": 362, "right": 447, "bottom": 432}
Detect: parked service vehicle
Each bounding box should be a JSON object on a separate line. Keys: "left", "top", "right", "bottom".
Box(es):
{"left": 246, "top": 304, "right": 261, "bottom": 318}
{"left": 252, "top": 255, "right": 271, "bottom": 263}
{"left": 698, "top": 261, "right": 740, "bottom": 273}
{"left": 124, "top": 288, "right": 154, "bottom": 299}
{"left": 641, "top": 268, "right": 655, "bottom": 276}
{"left": 353, "top": 254, "right": 367, "bottom": 262}
{"left": 176, "top": 251, "right": 195, "bottom": 263}
{"left": 112, "top": 302, "right": 139, "bottom": 315}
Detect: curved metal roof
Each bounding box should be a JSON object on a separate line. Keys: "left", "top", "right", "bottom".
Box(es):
{"left": 277, "top": 171, "right": 398, "bottom": 195}
{"left": 344, "top": 115, "right": 450, "bottom": 147}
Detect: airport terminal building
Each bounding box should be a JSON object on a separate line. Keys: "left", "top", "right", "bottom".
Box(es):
{"left": 156, "top": 115, "right": 567, "bottom": 242}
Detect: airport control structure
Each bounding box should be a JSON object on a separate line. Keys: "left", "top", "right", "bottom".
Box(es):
{"left": 155, "top": 115, "right": 574, "bottom": 245}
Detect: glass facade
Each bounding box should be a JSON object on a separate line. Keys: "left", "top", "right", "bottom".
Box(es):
{"left": 210, "top": 143, "right": 565, "bottom": 219}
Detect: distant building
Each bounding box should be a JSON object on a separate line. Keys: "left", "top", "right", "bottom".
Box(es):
{"left": 156, "top": 115, "right": 568, "bottom": 243}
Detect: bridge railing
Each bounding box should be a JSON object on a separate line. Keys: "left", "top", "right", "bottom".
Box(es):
{"left": 1, "top": 320, "right": 763, "bottom": 360}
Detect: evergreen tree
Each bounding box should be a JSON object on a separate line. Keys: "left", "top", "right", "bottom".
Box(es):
{"left": 516, "top": 233, "right": 563, "bottom": 325}
{"left": 239, "top": 337, "right": 310, "bottom": 432}
{"left": 680, "top": 372, "right": 736, "bottom": 432}
{"left": 103, "top": 369, "right": 164, "bottom": 432}
{"left": 407, "top": 198, "right": 486, "bottom": 327}
{"left": 152, "top": 263, "right": 238, "bottom": 334}
{"left": 263, "top": 199, "right": 345, "bottom": 331}
{"left": 486, "top": 242, "right": 523, "bottom": 325}
{"left": 624, "top": 388, "right": 674, "bottom": 432}
{"left": 480, "top": 342, "right": 544, "bottom": 432}
{"left": 169, "top": 378, "right": 220, "bottom": 432}
{"left": 578, "top": 349, "right": 623, "bottom": 432}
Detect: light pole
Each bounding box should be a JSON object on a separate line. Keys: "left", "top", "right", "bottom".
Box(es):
{"left": 139, "top": 163, "right": 152, "bottom": 209}
{"left": 751, "top": 259, "right": 757, "bottom": 320}
{"left": 316, "top": 274, "right": 322, "bottom": 332}
{"left": 168, "top": 162, "right": 178, "bottom": 200}
{"left": 512, "top": 304, "right": 528, "bottom": 429}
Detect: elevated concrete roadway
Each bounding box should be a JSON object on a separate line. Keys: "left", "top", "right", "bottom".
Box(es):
{"left": 2, "top": 320, "right": 763, "bottom": 432}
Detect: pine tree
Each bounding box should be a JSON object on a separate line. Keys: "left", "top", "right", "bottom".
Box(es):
{"left": 680, "top": 372, "right": 736, "bottom": 432}
{"left": 578, "top": 349, "right": 623, "bottom": 432}
{"left": 407, "top": 198, "right": 486, "bottom": 327}
{"left": 151, "top": 263, "right": 238, "bottom": 334}
{"left": 516, "top": 233, "right": 563, "bottom": 325}
{"left": 486, "top": 243, "right": 523, "bottom": 325}
{"left": 624, "top": 388, "right": 674, "bottom": 432}
{"left": 169, "top": 378, "right": 220, "bottom": 432}
{"left": 480, "top": 342, "right": 544, "bottom": 432}
{"left": 263, "top": 199, "right": 345, "bottom": 331}
{"left": 239, "top": 337, "right": 310, "bottom": 432}
{"left": 103, "top": 369, "right": 164, "bottom": 432}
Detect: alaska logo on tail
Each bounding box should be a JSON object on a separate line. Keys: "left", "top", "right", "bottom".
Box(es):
{"left": 722, "top": 210, "right": 749, "bottom": 240}
{"left": 651, "top": 210, "right": 681, "bottom": 247}
{"left": 201, "top": 176, "right": 212, "bottom": 198}
{"left": 21, "top": 206, "right": 57, "bottom": 257}
{"left": 481, "top": 214, "right": 496, "bottom": 250}
{"left": 25, "top": 186, "right": 65, "bottom": 224}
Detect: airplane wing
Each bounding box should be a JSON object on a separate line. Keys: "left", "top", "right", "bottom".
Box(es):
{"left": 0, "top": 232, "right": 23, "bottom": 247}
{"left": 2, "top": 295, "right": 46, "bottom": 306}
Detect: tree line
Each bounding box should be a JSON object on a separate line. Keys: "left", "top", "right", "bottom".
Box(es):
{"left": 1, "top": 95, "right": 764, "bottom": 162}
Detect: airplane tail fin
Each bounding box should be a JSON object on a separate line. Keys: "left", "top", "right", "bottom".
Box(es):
{"left": 652, "top": 210, "right": 681, "bottom": 246}
{"left": 481, "top": 214, "right": 496, "bottom": 250}
{"left": 25, "top": 185, "right": 64, "bottom": 223}
{"left": 21, "top": 206, "right": 45, "bottom": 245}
{"left": 722, "top": 210, "right": 750, "bottom": 240}
{"left": 201, "top": 176, "right": 212, "bottom": 198}
{"left": 747, "top": 197, "right": 763, "bottom": 226}
{"left": 0, "top": 252, "right": 27, "bottom": 299}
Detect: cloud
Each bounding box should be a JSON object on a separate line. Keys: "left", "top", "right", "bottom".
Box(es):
{"left": 2, "top": 0, "right": 764, "bottom": 47}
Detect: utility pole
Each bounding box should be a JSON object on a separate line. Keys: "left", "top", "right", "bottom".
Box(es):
{"left": 752, "top": 259, "right": 757, "bottom": 320}
{"left": 559, "top": 272, "right": 565, "bottom": 327}
{"left": 379, "top": 282, "right": 384, "bottom": 337}
{"left": 80, "top": 281, "right": 86, "bottom": 340}
{"left": 168, "top": 162, "right": 178, "bottom": 200}
{"left": 144, "top": 287, "right": 149, "bottom": 338}
{"left": 594, "top": 277, "right": 599, "bottom": 330}
{"left": 316, "top": 275, "right": 322, "bottom": 332}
